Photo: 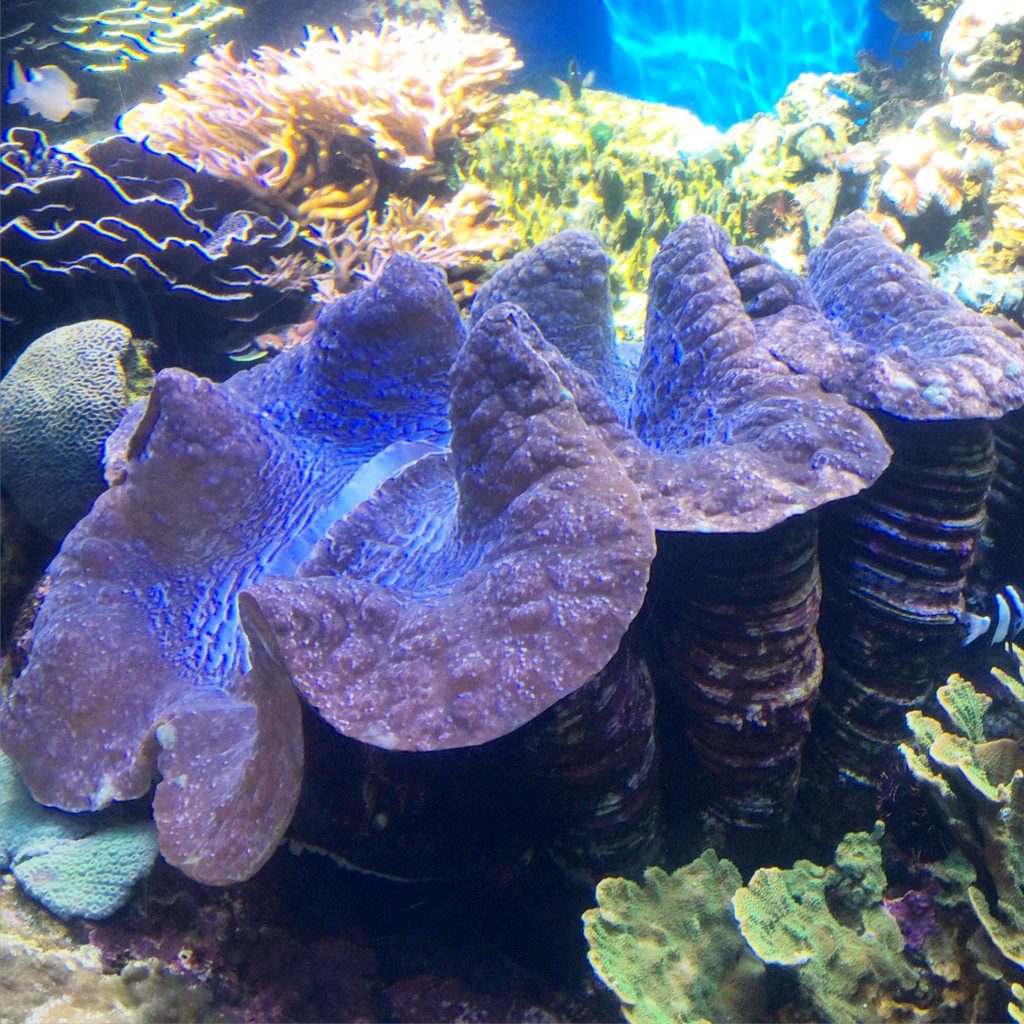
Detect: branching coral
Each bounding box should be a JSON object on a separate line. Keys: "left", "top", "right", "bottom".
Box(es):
{"left": 310, "top": 184, "right": 518, "bottom": 305}
{"left": 119, "top": 18, "right": 520, "bottom": 219}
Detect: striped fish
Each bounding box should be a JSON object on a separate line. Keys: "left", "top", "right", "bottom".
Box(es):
{"left": 957, "top": 584, "right": 1024, "bottom": 647}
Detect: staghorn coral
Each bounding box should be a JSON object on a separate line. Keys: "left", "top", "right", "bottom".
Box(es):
{"left": 0, "top": 128, "right": 307, "bottom": 361}
{"left": 0, "top": 320, "right": 154, "bottom": 540}
{"left": 1, "top": 256, "right": 465, "bottom": 885}
{"left": 118, "top": 18, "right": 521, "bottom": 219}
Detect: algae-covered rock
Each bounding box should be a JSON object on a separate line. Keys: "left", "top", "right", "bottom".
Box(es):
{"left": 0, "top": 320, "right": 154, "bottom": 539}
{"left": 582, "top": 850, "right": 765, "bottom": 1024}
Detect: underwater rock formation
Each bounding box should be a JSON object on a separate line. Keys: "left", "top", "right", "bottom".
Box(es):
{"left": 1, "top": 256, "right": 464, "bottom": 885}
{"left": 0, "top": 320, "right": 154, "bottom": 540}
{"left": 0, "top": 128, "right": 307, "bottom": 364}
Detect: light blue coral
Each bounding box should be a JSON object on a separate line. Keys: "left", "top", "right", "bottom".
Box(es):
{"left": 0, "top": 751, "right": 158, "bottom": 920}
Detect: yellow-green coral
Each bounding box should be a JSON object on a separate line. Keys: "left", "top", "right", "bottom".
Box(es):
{"left": 733, "top": 824, "right": 918, "bottom": 1024}
{"left": 582, "top": 850, "right": 765, "bottom": 1024}
{"left": 901, "top": 643, "right": 1024, "bottom": 1015}
{"left": 457, "top": 87, "right": 727, "bottom": 340}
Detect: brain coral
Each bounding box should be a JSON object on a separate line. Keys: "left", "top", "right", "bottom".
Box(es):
{"left": 0, "top": 320, "right": 154, "bottom": 540}
{"left": 1, "top": 255, "right": 465, "bottom": 885}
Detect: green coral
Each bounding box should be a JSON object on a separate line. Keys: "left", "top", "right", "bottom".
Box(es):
{"left": 582, "top": 850, "right": 765, "bottom": 1024}
{"left": 0, "top": 320, "right": 154, "bottom": 539}
{"left": 733, "top": 825, "right": 918, "bottom": 1024}
{"left": 0, "top": 751, "right": 158, "bottom": 921}
{"left": 901, "top": 644, "right": 1024, "bottom": 1012}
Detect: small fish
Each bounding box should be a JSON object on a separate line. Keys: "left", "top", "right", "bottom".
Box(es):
{"left": 564, "top": 56, "right": 596, "bottom": 101}
{"left": 5, "top": 60, "right": 98, "bottom": 122}
{"left": 957, "top": 584, "right": 1024, "bottom": 647}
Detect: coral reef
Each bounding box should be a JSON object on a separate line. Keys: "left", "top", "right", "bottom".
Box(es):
{"left": 900, "top": 644, "right": 1024, "bottom": 1014}
{"left": 52, "top": 0, "right": 244, "bottom": 74}
{"left": 940, "top": 0, "right": 1024, "bottom": 100}
{"left": 0, "top": 320, "right": 154, "bottom": 540}
{"left": 0, "top": 877, "right": 214, "bottom": 1023}
{"left": 309, "top": 184, "right": 518, "bottom": 306}
{"left": 115, "top": 17, "right": 521, "bottom": 301}
{"left": 734, "top": 825, "right": 918, "bottom": 1022}
{"left": 1, "top": 751, "right": 158, "bottom": 921}
{"left": 1, "top": 256, "right": 463, "bottom": 885}
{"left": 0, "top": 128, "right": 307, "bottom": 363}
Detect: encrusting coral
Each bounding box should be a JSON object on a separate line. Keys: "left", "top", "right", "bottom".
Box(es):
{"left": 0, "top": 320, "right": 154, "bottom": 540}
{"left": 1, "top": 751, "right": 158, "bottom": 921}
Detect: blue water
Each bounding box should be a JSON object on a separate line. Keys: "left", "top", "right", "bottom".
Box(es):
{"left": 488, "top": 0, "right": 897, "bottom": 128}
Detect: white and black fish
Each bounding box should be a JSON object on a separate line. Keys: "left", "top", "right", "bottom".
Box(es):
{"left": 957, "top": 584, "right": 1024, "bottom": 647}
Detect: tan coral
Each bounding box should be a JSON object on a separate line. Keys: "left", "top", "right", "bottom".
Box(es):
{"left": 119, "top": 18, "right": 520, "bottom": 218}
{"left": 309, "top": 183, "right": 518, "bottom": 304}
{"left": 989, "top": 143, "right": 1024, "bottom": 266}
{"left": 877, "top": 132, "right": 967, "bottom": 214}
{"left": 940, "top": 0, "right": 1024, "bottom": 94}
